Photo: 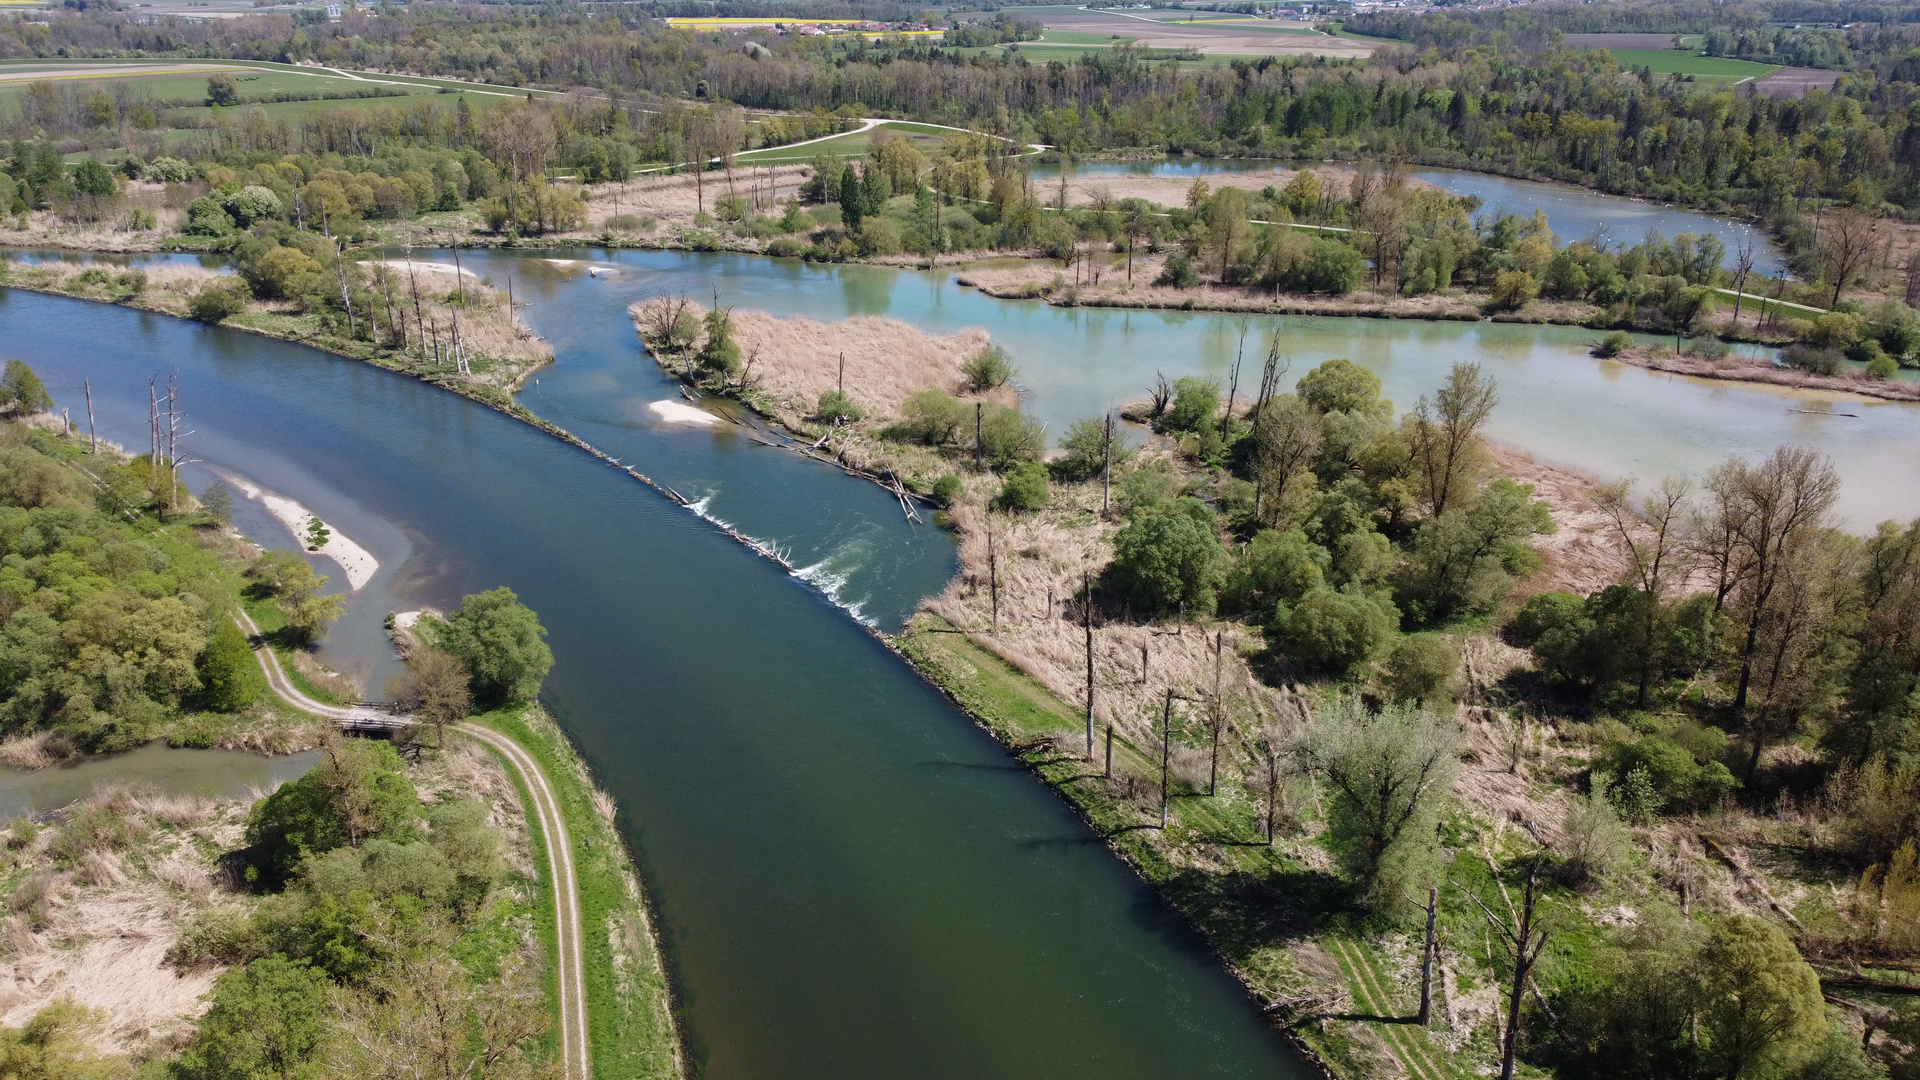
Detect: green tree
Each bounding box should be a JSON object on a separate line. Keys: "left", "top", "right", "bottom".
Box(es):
{"left": 433, "top": 588, "right": 554, "bottom": 706}
{"left": 1222, "top": 528, "right": 1326, "bottom": 615}
{"left": 1109, "top": 499, "right": 1227, "bottom": 617}
{"left": 1697, "top": 917, "right": 1828, "bottom": 1080}
{"left": 0, "top": 361, "right": 51, "bottom": 414}
{"left": 839, "top": 163, "right": 864, "bottom": 229}
{"left": 71, "top": 158, "right": 117, "bottom": 200}
{"left": 244, "top": 739, "right": 420, "bottom": 888}
{"left": 978, "top": 403, "right": 1044, "bottom": 469}
{"left": 1490, "top": 268, "right": 1539, "bottom": 311}
{"left": 1399, "top": 478, "right": 1552, "bottom": 623}
{"left": 1300, "top": 695, "right": 1458, "bottom": 905}
{"left": 201, "top": 482, "right": 234, "bottom": 527}
{"left": 389, "top": 646, "right": 471, "bottom": 748}
{"left": 197, "top": 619, "right": 259, "bottom": 713}
{"left": 697, "top": 306, "right": 742, "bottom": 380}
{"left": 172, "top": 956, "right": 329, "bottom": 1080}
{"left": 1056, "top": 415, "right": 1133, "bottom": 482}
{"left": 1382, "top": 633, "right": 1459, "bottom": 704}
{"left": 206, "top": 72, "right": 240, "bottom": 106}
{"left": 1276, "top": 585, "right": 1397, "bottom": 674}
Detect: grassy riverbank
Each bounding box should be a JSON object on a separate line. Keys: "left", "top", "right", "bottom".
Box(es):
{"left": 472, "top": 704, "right": 684, "bottom": 1080}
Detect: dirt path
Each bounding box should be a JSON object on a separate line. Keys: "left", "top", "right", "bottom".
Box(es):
{"left": 234, "top": 611, "right": 591, "bottom": 1079}
{"left": 231, "top": 609, "right": 393, "bottom": 724}
{"left": 455, "top": 721, "right": 591, "bottom": 1080}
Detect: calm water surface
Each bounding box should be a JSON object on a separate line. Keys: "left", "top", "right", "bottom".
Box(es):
{"left": 0, "top": 744, "right": 320, "bottom": 821}
{"left": 471, "top": 249, "right": 1920, "bottom": 529}
{"left": 1037, "top": 158, "right": 1787, "bottom": 272}
{"left": 0, "top": 286, "right": 1311, "bottom": 1080}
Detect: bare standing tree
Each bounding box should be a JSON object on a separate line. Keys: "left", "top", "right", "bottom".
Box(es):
{"left": 1596, "top": 477, "right": 1695, "bottom": 707}
{"left": 1820, "top": 206, "right": 1884, "bottom": 308}
{"left": 1462, "top": 858, "right": 1552, "bottom": 1080}
{"left": 1730, "top": 240, "right": 1756, "bottom": 327}
{"left": 1697, "top": 446, "right": 1840, "bottom": 713}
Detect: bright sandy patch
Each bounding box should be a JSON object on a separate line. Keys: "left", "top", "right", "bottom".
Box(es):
{"left": 649, "top": 400, "right": 721, "bottom": 426}
{"left": 220, "top": 473, "right": 379, "bottom": 591}
{"left": 371, "top": 259, "right": 478, "bottom": 281}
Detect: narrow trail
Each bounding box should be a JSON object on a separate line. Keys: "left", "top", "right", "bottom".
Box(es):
{"left": 235, "top": 612, "right": 591, "bottom": 1079}
{"left": 456, "top": 720, "right": 592, "bottom": 1080}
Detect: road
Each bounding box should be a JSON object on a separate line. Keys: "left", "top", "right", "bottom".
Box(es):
{"left": 234, "top": 612, "right": 591, "bottom": 1079}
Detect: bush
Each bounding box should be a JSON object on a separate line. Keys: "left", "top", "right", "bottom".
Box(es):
{"left": 814, "top": 389, "right": 864, "bottom": 423}
{"left": 995, "top": 461, "right": 1050, "bottom": 511}
{"left": 1780, "top": 344, "right": 1842, "bottom": 376}
{"left": 1868, "top": 352, "right": 1901, "bottom": 379}
{"left": 1056, "top": 416, "right": 1132, "bottom": 482}
{"left": 930, "top": 474, "right": 962, "bottom": 506}
{"left": 1592, "top": 330, "right": 1634, "bottom": 358}
{"left": 1275, "top": 586, "right": 1397, "bottom": 675}
{"left": 1164, "top": 376, "right": 1220, "bottom": 434}
{"left": 1155, "top": 253, "right": 1199, "bottom": 287}
{"left": 1221, "top": 528, "right": 1325, "bottom": 615}
{"left": 1606, "top": 733, "right": 1738, "bottom": 812}
{"left": 188, "top": 279, "right": 249, "bottom": 323}
{"left": 962, "top": 344, "right": 1015, "bottom": 392}
{"left": 1491, "top": 269, "right": 1539, "bottom": 311}
{"left": 894, "top": 388, "right": 970, "bottom": 445}
{"left": 1558, "top": 772, "right": 1634, "bottom": 890}
{"left": 978, "top": 403, "right": 1044, "bottom": 469}
{"left": 1382, "top": 633, "right": 1459, "bottom": 704}
{"left": 1109, "top": 499, "right": 1227, "bottom": 617}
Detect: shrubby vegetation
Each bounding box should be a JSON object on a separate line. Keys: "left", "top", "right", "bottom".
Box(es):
{"left": 0, "top": 398, "right": 342, "bottom": 752}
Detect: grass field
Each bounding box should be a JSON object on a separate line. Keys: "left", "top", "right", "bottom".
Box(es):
{"left": 1607, "top": 48, "right": 1781, "bottom": 82}
{"left": 1038, "top": 29, "right": 1134, "bottom": 44}
{"left": 735, "top": 120, "right": 958, "bottom": 165}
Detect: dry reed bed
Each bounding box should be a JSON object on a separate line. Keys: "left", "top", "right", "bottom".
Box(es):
{"left": 0, "top": 742, "right": 528, "bottom": 1059}
{"left": 1609, "top": 345, "right": 1920, "bottom": 402}
{"left": 585, "top": 166, "right": 814, "bottom": 232}
{"left": 630, "top": 297, "right": 1007, "bottom": 426}
{"left": 923, "top": 473, "right": 1292, "bottom": 789}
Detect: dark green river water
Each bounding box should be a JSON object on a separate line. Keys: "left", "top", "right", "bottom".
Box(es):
{"left": 0, "top": 283, "right": 1311, "bottom": 1078}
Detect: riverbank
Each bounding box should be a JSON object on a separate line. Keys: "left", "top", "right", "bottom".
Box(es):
{"left": 1605, "top": 344, "right": 1920, "bottom": 403}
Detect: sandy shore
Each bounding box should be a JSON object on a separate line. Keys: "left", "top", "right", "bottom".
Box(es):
{"left": 220, "top": 473, "right": 379, "bottom": 591}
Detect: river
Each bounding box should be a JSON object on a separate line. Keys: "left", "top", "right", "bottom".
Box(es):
{"left": 0, "top": 286, "right": 1311, "bottom": 1079}
{"left": 4, "top": 242, "right": 1916, "bottom": 1077}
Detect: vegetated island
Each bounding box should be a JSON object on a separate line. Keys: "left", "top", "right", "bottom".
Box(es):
{"left": 0, "top": 391, "right": 682, "bottom": 1077}
{"left": 1595, "top": 334, "right": 1920, "bottom": 404}
{"left": 0, "top": 243, "right": 554, "bottom": 417}
{"left": 632, "top": 297, "right": 1920, "bottom": 1080}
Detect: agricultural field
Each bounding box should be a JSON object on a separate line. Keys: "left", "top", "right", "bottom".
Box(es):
{"left": 1606, "top": 48, "right": 1781, "bottom": 82}
{"left": 734, "top": 120, "right": 962, "bottom": 167}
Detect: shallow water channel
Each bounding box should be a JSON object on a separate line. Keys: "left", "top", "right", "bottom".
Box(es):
{"left": 0, "top": 286, "right": 1311, "bottom": 1079}
{"left": 0, "top": 744, "right": 320, "bottom": 821}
